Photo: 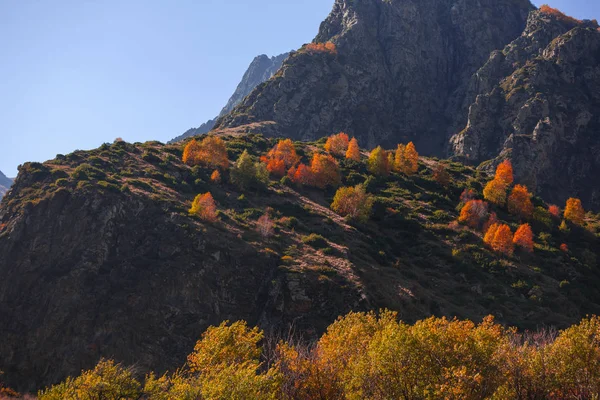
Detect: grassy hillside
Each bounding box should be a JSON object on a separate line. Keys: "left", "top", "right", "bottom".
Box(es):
{"left": 2, "top": 133, "right": 598, "bottom": 332}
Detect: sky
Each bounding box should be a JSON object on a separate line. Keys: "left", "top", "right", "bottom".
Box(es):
{"left": 0, "top": 0, "right": 598, "bottom": 177}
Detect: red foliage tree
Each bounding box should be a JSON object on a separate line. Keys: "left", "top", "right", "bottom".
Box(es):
{"left": 305, "top": 42, "right": 337, "bottom": 54}
{"left": 183, "top": 139, "right": 202, "bottom": 166}
{"left": 513, "top": 223, "right": 534, "bottom": 253}
{"left": 325, "top": 132, "right": 350, "bottom": 157}
{"left": 288, "top": 164, "right": 313, "bottom": 186}
{"left": 189, "top": 192, "right": 218, "bottom": 222}
{"left": 508, "top": 184, "right": 534, "bottom": 219}
{"left": 560, "top": 243, "right": 569, "bottom": 253}
{"left": 460, "top": 189, "right": 477, "bottom": 204}
{"left": 458, "top": 200, "right": 489, "bottom": 229}
{"left": 433, "top": 164, "right": 450, "bottom": 187}
{"left": 548, "top": 204, "right": 560, "bottom": 218}
{"left": 262, "top": 139, "right": 300, "bottom": 177}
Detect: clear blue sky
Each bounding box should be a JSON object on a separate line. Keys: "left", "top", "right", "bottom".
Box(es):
{"left": 0, "top": 0, "right": 598, "bottom": 177}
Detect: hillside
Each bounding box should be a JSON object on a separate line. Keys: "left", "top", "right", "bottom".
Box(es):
{"left": 170, "top": 53, "right": 289, "bottom": 143}
{"left": 0, "top": 133, "right": 598, "bottom": 391}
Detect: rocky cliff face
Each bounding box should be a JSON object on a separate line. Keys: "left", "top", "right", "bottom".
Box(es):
{"left": 0, "top": 170, "right": 13, "bottom": 199}
{"left": 215, "top": 0, "right": 533, "bottom": 155}
{"left": 452, "top": 11, "right": 600, "bottom": 209}
{"left": 170, "top": 53, "right": 289, "bottom": 143}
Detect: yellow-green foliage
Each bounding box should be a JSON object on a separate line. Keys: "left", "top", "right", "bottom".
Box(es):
{"left": 39, "top": 314, "right": 600, "bottom": 399}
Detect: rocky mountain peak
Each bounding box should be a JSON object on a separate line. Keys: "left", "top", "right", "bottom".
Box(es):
{"left": 215, "top": 0, "right": 533, "bottom": 155}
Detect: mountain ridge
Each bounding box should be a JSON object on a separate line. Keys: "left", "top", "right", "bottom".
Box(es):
{"left": 170, "top": 53, "right": 289, "bottom": 143}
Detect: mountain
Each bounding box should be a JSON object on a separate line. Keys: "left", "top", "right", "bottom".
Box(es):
{"left": 215, "top": 0, "right": 534, "bottom": 155}
{"left": 0, "top": 135, "right": 598, "bottom": 391}
{"left": 451, "top": 9, "right": 600, "bottom": 210}
{"left": 0, "top": 170, "right": 13, "bottom": 199}
{"left": 170, "top": 53, "right": 289, "bottom": 143}
{"left": 213, "top": 0, "right": 600, "bottom": 212}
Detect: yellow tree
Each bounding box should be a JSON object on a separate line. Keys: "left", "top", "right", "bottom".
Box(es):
{"left": 564, "top": 198, "right": 585, "bottom": 225}
{"left": 368, "top": 146, "right": 390, "bottom": 176}
{"left": 346, "top": 138, "right": 360, "bottom": 161}
{"left": 331, "top": 185, "right": 374, "bottom": 222}
{"left": 483, "top": 178, "right": 508, "bottom": 206}
{"left": 403, "top": 142, "right": 419, "bottom": 175}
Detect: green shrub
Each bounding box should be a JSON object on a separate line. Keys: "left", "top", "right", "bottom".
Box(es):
{"left": 302, "top": 233, "right": 328, "bottom": 249}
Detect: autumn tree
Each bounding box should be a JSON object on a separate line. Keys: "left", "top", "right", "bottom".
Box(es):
{"left": 189, "top": 192, "right": 218, "bottom": 222}
{"left": 508, "top": 184, "right": 534, "bottom": 219}
{"left": 331, "top": 185, "right": 374, "bottom": 223}
{"left": 484, "top": 178, "right": 508, "bottom": 206}
{"left": 564, "top": 198, "right": 585, "bottom": 225}
{"left": 484, "top": 223, "right": 500, "bottom": 247}
{"left": 433, "top": 164, "right": 451, "bottom": 187}
{"left": 393, "top": 142, "right": 419, "bottom": 175}
{"left": 548, "top": 204, "right": 560, "bottom": 218}
{"left": 210, "top": 170, "right": 221, "bottom": 184}
{"left": 288, "top": 163, "right": 313, "bottom": 186}
{"left": 182, "top": 139, "right": 202, "bottom": 166}
{"left": 325, "top": 132, "right": 350, "bottom": 157}
{"left": 346, "top": 137, "right": 360, "bottom": 161}
{"left": 459, "top": 200, "right": 489, "bottom": 229}
{"left": 261, "top": 139, "right": 300, "bottom": 177}
{"left": 495, "top": 160, "right": 514, "bottom": 186}
{"left": 491, "top": 224, "right": 514, "bottom": 255}
{"left": 560, "top": 243, "right": 569, "bottom": 253}
{"left": 38, "top": 359, "right": 141, "bottom": 400}
{"left": 183, "top": 136, "right": 229, "bottom": 170}
{"left": 513, "top": 223, "right": 534, "bottom": 253}
{"left": 310, "top": 153, "right": 341, "bottom": 188}
{"left": 460, "top": 189, "right": 477, "bottom": 204}
{"left": 230, "top": 150, "right": 269, "bottom": 190}
{"left": 368, "top": 146, "right": 391, "bottom": 176}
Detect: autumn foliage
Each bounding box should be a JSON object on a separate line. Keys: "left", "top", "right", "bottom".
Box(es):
{"left": 367, "top": 146, "right": 391, "bottom": 176}
{"left": 484, "top": 223, "right": 514, "bottom": 255}
{"left": 288, "top": 163, "right": 313, "bottom": 186}
{"left": 262, "top": 139, "right": 300, "bottom": 177}
{"left": 189, "top": 192, "right": 218, "bottom": 222}
{"left": 310, "top": 153, "right": 341, "bottom": 188}
{"left": 459, "top": 200, "right": 489, "bottom": 229}
{"left": 495, "top": 159, "right": 514, "bottom": 186}
{"left": 305, "top": 41, "right": 337, "bottom": 54}
{"left": 325, "top": 132, "right": 350, "bottom": 157}
{"left": 210, "top": 169, "right": 221, "bottom": 184}
{"left": 513, "top": 223, "right": 534, "bottom": 252}
{"left": 548, "top": 204, "right": 560, "bottom": 218}
{"left": 182, "top": 136, "right": 229, "bottom": 170}
{"left": 40, "top": 313, "right": 600, "bottom": 400}
{"left": 564, "top": 197, "right": 585, "bottom": 225}
{"left": 539, "top": 5, "right": 583, "bottom": 26}
{"left": 331, "top": 185, "right": 374, "bottom": 222}
{"left": 394, "top": 142, "right": 419, "bottom": 175}
{"left": 508, "top": 184, "right": 534, "bottom": 219}
{"left": 433, "top": 163, "right": 451, "bottom": 187}
{"left": 345, "top": 137, "right": 360, "bottom": 161}
{"left": 483, "top": 160, "right": 514, "bottom": 207}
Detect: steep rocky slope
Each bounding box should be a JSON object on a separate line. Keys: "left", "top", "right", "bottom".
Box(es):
{"left": 171, "top": 53, "right": 289, "bottom": 143}
{"left": 452, "top": 10, "right": 600, "bottom": 210}
{"left": 215, "top": 0, "right": 533, "bottom": 155}
{"left": 0, "top": 170, "right": 13, "bottom": 199}
{"left": 0, "top": 135, "right": 598, "bottom": 391}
